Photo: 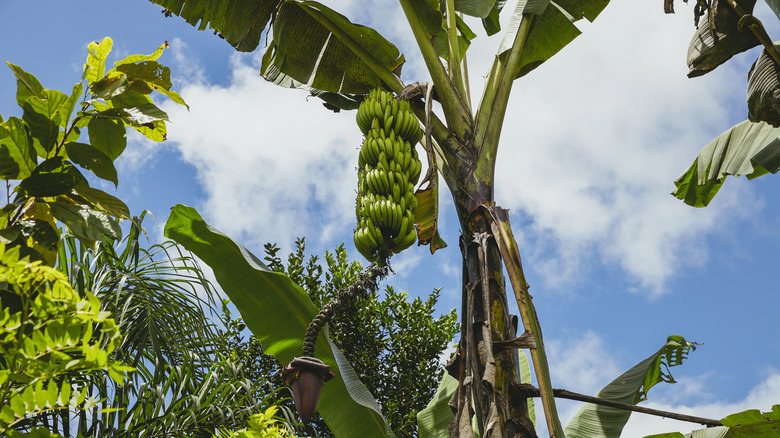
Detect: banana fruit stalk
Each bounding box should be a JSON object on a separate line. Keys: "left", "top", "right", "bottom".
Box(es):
{"left": 353, "top": 88, "right": 423, "bottom": 261}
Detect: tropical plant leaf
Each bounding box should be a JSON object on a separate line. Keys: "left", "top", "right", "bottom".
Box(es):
{"left": 499, "top": 0, "right": 610, "bottom": 78}
{"left": 262, "top": 1, "right": 404, "bottom": 96}
{"left": 65, "top": 142, "right": 118, "bottom": 186}
{"left": 164, "top": 204, "right": 395, "bottom": 438}
{"left": 747, "top": 44, "right": 780, "bottom": 126}
{"left": 644, "top": 405, "right": 780, "bottom": 437}
{"left": 0, "top": 117, "right": 37, "bottom": 180}
{"left": 455, "top": 0, "right": 499, "bottom": 18}
{"left": 416, "top": 349, "right": 534, "bottom": 437}
{"left": 70, "top": 184, "right": 131, "bottom": 219}
{"left": 83, "top": 37, "right": 113, "bottom": 85}
{"left": 686, "top": 0, "right": 759, "bottom": 78}
{"left": 150, "top": 0, "right": 276, "bottom": 52}
{"left": 768, "top": 0, "right": 780, "bottom": 18}
{"left": 563, "top": 335, "right": 698, "bottom": 438}
{"left": 87, "top": 118, "right": 127, "bottom": 160}
{"left": 672, "top": 120, "right": 780, "bottom": 207}
{"left": 48, "top": 198, "right": 122, "bottom": 247}
{"left": 414, "top": 177, "right": 447, "bottom": 254}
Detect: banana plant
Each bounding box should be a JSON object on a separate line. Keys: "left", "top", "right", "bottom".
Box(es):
{"left": 147, "top": 0, "right": 612, "bottom": 436}
{"left": 665, "top": 0, "right": 780, "bottom": 206}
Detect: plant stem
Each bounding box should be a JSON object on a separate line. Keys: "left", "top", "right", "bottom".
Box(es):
{"left": 445, "top": 0, "right": 469, "bottom": 109}
{"left": 398, "top": 0, "right": 473, "bottom": 141}
{"left": 724, "top": 0, "right": 780, "bottom": 67}
{"left": 515, "top": 384, "right": 723, "bottom": 427}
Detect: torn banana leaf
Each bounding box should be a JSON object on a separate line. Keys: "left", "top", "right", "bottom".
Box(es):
{"left": 686, "top": 0, "right": 759, "bottom": 78}
{"left": 673, "top": 120, "right": 780, "bottom": 207}
{"left": 747, "top": 43, "right": 780, "bottom": 126}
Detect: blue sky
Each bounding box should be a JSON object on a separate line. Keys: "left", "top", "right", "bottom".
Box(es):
{"left": 1, "top": 0, "right": 779, "bottom": 436}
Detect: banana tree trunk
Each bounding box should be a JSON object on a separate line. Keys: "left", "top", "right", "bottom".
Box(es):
{"left": 447, "top": 175, "right": 537, "bottom": 437}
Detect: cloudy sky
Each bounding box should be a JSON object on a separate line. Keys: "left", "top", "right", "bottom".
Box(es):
{"left": 1, "top": 0, "right": 778, "bottom": 436}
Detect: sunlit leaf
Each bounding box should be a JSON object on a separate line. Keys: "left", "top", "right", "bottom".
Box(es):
{"left": 83, "top": 37, "right": 113, "bottom": 85}
{"left": 263, "top": 1, "right": 404, "bottom": 96}
{"left": 49, "top": 198, "right": 122, "bottom": 247}
{"left": 499, "top": 0, "right": 610, "bottom": 78}
{"left": 148, "top": 0, "right": 276, "bottom": 52}
{"left": 22, "top": 89, "right": 69, "bottom": 155}
{"left": 163, "top": 204, "right": 395, "bottom": 438}
{"left": 563, "top": 336, "right": 697, "bottom": 438}
{"left": 87, "top": 118, "right": 127, "bottom": 161}
{"left": 65, "top": 142, "right": 118, "bottom": 186}
{"left": 91, "top": 71, "right": 130, "bottom": 100}
{"left": 6, "top": 62, "right": 45, "bottom": 108}
{"left": 0, "top": 117, "right": 37, "bottom": 180}
{"left": 114, "top": 40, "right": 169, "bottom": 65}
{"left": 71, "top": 184, "right": 130, "bottom": 219}
{"left": 455, "top": 0, "right": 498, "bottom": 18}
{"left": 672, "top": 120, "right": 780, "bottom": 207}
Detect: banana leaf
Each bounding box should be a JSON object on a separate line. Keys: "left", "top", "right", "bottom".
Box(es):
{"left": 747, "top": 44, "right": 780, "bottom": 126}
{"left": 146, "top": 0, "right": 404, "bottom": 108}
{"left": 672, "top": 120, "right": 780, "bottom": 207}
{"left": 643, "top": 405, "right": 780, "bottom": 438}
{"left": 163, "top": 204, "right": 394, "bottom": 438}
{"left": 563, "top": 335, "right": 697, "bottom": 438}
{"left": 498, "top": 0, "right": 611, "bottom": 78}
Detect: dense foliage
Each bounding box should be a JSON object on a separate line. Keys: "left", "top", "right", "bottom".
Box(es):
{"left": 219, "top": 238, "right": 459, "bottom": 437}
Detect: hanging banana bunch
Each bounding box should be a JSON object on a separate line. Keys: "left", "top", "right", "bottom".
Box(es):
{"left": 353, "top": 88, "right": 424, "bottom": 262}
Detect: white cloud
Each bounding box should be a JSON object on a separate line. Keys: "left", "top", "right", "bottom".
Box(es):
{"left": 152, "top": 49, "right": 360, "bottom": 254}
{"left": 484, "top": 0, "right": 765, "bottom": 295}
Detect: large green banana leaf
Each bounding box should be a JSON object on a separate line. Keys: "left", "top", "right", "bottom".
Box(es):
{"left": 644, "top": 405, "right": 780, "bottom": 438}
{"left": 163, "top": 204, "right": 394, "bottom": 438}
{"left": 147, "top": 0, "right": 404, "bottom": 106}
{"left": 563, "top": 335, "right": 697, "bottom": 438}
{"left": 499, "top": 0, "right": 611, "bottom": 78}
{"left": 672, "top": 120, "right": 780, "bottom": 207}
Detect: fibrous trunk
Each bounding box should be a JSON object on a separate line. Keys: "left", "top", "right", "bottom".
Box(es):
{"left": 447, "top": 202, "right": 536, "bottom": 438}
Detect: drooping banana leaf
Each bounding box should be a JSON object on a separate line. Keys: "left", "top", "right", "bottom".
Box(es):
{"left": 767, "top": 0, "right": 780, "bottom": 18}
{"left": 686, "top": 0, "right": 759, "bottom": 78}
{"left": 147, "top": 0, "right": 404, "bottom": 108}
{"left": 643, "top": 405, "right": 780, "bottom": 438}
{"left": 163, "top": 204, "right": 395, "bottom": 438}
{"left": 747, "top": 43, "right": 780, "bottom": 126}
{"left": 498, "top": 0, "right": 611, "bottom": 78}
{"left": 261, "top": 1, "right": 405, "bottom": 96}
{"left": 149, "top": 0, "right": 278, "bottom": 52}
{"left": 563, "top": 335, "right": 698, "bottom": 438}
{"left": 672, "top": 120, "right": 780, "bottom": 207}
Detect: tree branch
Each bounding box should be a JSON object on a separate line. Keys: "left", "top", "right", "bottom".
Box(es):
{"left": 514, "top": 383, "right": 724, "bottom": 427}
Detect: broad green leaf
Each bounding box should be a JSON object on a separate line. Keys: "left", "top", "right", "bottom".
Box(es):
{"left": 87, "top": 118, "right": 127, "bottom": 160}
{"left": 90, "top": 71, "right": 130, "bottom": 100}
{"left": 416, "top": 372, "right": 459, "bottom": 438}
{"left": 672, "top": 120, "right": 780, "bottom": 207}
{"left": 0, "top": 117, "right": 37, "bottom": 180}
{"left": 409, "top": 0, "right": 444, "bottom": 37}
{"left": 563, "top": 335, "right": 697, "bottom": 438}
{"left": 163, "top": 204, "right": 395, "bottom": 438}
{"left": 644, "top": 405, "right": 780, "bottom": 437}
{"left": 49, "top": 198, "right": 122, "bottom": 247}
{"left": 19, "top": 158, "right": 84, "bottom": 197}
{"left": 83, "top": 37, "right": 113, "bottom": 85}
{"left": 148, "top": 0, "right": 276, "bottom": 52}
{"left": 455, "top": 0, "right": 498, "bottom": 18}
{"left": 94, "top": 103, "right": 169, "bottom": 125}
{"left": 115, "top": 61, "right": 189, "bottom": 108}
{"left": 416, "top": 349, "right": 534, "bottom": 437}
{"left": 263, "top": 1, "right": 404, "bottom": 96}
{"left": 747, "top": 44, "right": 780, "bottom": 126}
{"left": 22, "top": 89, "right": 69, "bottom": 155}
{"left": 61, "top": 82, "right": 85, "bottom": 130}
{"left": 71, "top": 184, "right": 130, "bottom": 219}
{"left": 65, "top": 142, "right": 118, "bottom": 186}
{"left": 482, "top": 0, "right": 509, "bottom": 36}
{"left": 499, "top": 0, "right": 610, "bottom": 78}
{"left": 6, "top": 62, "right": 45, "bottom": 108}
